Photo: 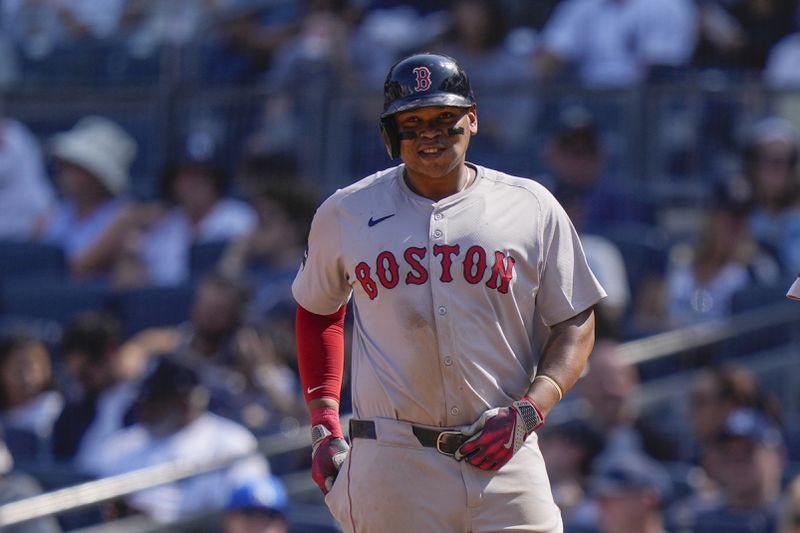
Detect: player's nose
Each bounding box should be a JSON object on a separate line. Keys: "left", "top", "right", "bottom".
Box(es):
{"left": 418, "top": 120, "right": 445, "bottom": 139}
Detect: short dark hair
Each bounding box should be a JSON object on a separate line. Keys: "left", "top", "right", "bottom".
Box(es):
{"left": 554, "top": 106, "right": 599, "bottom": 153}
{"left": 137, "top": 356, "right": 200, "bottom": 404}
{"left": 60, "top": 311, "right": 122, "bottom": 363}
{"left": 159, "top": 159, "right": 229, "bottom": 203}
{"left": 199, "top": 269, "right": 254, "bottom": 309}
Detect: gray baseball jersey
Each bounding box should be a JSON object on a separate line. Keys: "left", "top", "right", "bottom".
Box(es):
{"left": 292, "top": 163, "right": 606, "bottom": 427}
{"left": 789, "top": 276, "right": 800, "bottom": 300}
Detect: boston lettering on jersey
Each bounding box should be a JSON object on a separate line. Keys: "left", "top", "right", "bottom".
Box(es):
{"left": 354, "top": 244, "right": 515, "bottom": 299}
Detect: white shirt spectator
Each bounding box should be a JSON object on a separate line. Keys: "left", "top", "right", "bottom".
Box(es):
{"left": 66, "top": 0, "right": 127, "bottom": 39}
{"left": 581, "top": 233, "right": 630, "bottom": 318}
{"left": 0, "top": 119, "right": 55, "bottom": 239}
{"left": 0, "top": 390, "right": 63, "bottom": 440}
{"left": 74, "top": 381, "right": 139, "bottom": 474}
{"left": 541, "top": 0, "right": 697, "bottom": 86}
{"left": 140, "top": 199, "right": 257, "bottom": 285}
{"left": 764, "top": 33, "right": 800, "bottom": 89}
{"left": 126, "top": 0, "right": 234, "bottom": 50}
{"left": 666, "top": 263, "right": 750, "bottom": 328}
{"left": 90, "top": 412, "right": 269, "bottom": 523}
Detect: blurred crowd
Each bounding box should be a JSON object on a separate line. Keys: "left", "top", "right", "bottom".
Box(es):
{"left": 539, "top": 342, "right": 800, "bottom": 533}
{"left": 0, "top": 0, "right": 799, "bottom": 532}
{"left": 2, "top": 0, "right": 800, "bottom": 85}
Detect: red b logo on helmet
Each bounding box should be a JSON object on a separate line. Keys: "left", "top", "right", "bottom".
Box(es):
{"left": 413, "top": 67, "right": 432, "bottom": 92}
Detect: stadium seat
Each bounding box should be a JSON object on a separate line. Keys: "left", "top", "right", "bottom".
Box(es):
{"left": 0, "top": 241, "right": 66, "bottom": 281}
{"left": 113, "top": 284, "right": 195, "bottom": 337}
{"left": 189, "top": 240, "right": 229, "bottom": 279}
{"left": 0, "top": 280, "right": 109, "bottom": 324}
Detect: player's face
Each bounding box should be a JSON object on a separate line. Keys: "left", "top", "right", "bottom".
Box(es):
{"left": 396, "top": 105, "right": 478, "bottom": 182}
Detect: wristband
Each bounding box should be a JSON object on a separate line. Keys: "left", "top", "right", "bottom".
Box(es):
{"left": 534, "top": 374, "right": 563, "bottom": 401}
{"left": 310, "top": 406, "right": 344, "bottom": 439}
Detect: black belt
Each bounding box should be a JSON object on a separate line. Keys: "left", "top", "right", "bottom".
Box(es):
{"left": 349, "top": 419, "right": 469, "bottom": 456}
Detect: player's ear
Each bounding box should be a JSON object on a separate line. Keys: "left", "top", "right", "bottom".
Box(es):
{"left": 467, "top": 105, "right": 478, "bottom": 136}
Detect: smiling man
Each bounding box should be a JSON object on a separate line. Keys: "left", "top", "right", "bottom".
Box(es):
{"left": 293, "top": 53, "right": 606, "bottom": 532}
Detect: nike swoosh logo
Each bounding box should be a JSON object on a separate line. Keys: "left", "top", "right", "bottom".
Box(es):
{"left": 307, "top": 385, "right": 325, "bottom": 394}
{"left": 503, "top": 421, "right": 518, "bottom": 449}
{"left": 368, "top": 214, "right": 395, "bottom": 227}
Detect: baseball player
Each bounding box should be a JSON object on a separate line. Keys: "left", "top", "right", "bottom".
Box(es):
{"left": 293, "top": 53, "right": 606, "bottom": 532}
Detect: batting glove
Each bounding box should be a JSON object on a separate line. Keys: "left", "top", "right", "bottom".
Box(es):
{"left": 310, "top": 407, "right": 349, "bottom": 495}
{"left": 454, "top": 397, "right": 544, "bottom": 471}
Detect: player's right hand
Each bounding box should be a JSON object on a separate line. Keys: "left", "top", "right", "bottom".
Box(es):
{"left": 311, "top": 424, "right": 350, "bottom": 495}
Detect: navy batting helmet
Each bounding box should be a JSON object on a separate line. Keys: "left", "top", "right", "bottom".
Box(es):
{"left": 380, "top": 53, "right": 475, "bottom": 159}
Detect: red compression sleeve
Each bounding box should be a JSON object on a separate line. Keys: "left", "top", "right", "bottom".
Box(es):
{"left": 296, "top": 304, "right": 346, "bottom": 404}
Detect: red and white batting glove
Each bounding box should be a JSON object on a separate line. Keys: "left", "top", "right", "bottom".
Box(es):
{"left": 454, "top": 397, "right": 544, "bottom": 471}
{"left": 310, "top": 406, "right": 350, "bottom": 495}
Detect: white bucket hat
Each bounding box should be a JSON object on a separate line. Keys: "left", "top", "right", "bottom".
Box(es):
{"left": 50, "top": 116, "right": 138, "bottom": 196}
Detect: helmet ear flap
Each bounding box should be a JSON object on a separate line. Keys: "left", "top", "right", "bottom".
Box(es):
{"left": 380, "top": 117, "right": 400, "bottom": 159}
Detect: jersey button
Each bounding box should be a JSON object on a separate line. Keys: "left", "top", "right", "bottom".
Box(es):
{"left": 444, "top": 356, "right": 453, "bottom": 366}
{"left": 450, "top": 406, "right": 460, "bottom": 416}
{"left": 434, "top": 213, "right": 443, "bottom": 220}
{"left": 433, "top": 229, "right": 443, "bottom": 238}
{"left": 437, "top": 306, "right": 447, "bottom": 316}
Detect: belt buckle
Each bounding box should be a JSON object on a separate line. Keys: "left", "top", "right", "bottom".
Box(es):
{"left": 436, "top": 430, "right": 463, "bottom": 456}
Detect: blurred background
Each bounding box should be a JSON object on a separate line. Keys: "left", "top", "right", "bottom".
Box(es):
{"left": 0, "top": 0, "right": 798, "bottom": 532}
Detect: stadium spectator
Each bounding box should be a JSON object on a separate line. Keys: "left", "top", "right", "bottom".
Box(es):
{"left": 668, "top": 409, "right": 786, "bottom": 533}
{"left": 217, "top": 2, "right": 304, "bottom": 83}
{"left": 36, "top": 116, "right": 136, "bottom": 281}
{"left": 694, "top": 0, "right": 796, "bottom": 72}
{"left": 0, "top": 331, "right": 63, "bottom": 462}
{"left": 534, "top": 0, "right": 697, "bottom": 86}
{"left": 539, "top": 109, "right": 634, "bottom": 330}
{"left": 1, "top": 0, "right": 125, "bottom": 56}
{"left": 779, "top": 476, "right": 800, "bottom": 533}
{"left": 662, "top": 177, "right": 780, "bottom": 328}
{"left": 347, "top": 3, "right": 442, "bottom": 89}
{"left": 222, "top": 154, "right": 317, "bottom": 315}
{"left": 538, "top": 419, "right": 605, "bottom": 531}
{"left": 588, "top": 450, "right": 673, "bottom": 533}
{"left": 684, "top": 364, "right": 783, "bottom": 463}
{"left": 89, "top": 357, "right": 270, "bottom": 524}
{"left": 223, "top": 475, "right": 289, "bottom": 533}
{"left": 51, "top": 312, "right": 147, "bottom": 473}
{"left": 265, "top": 0, "right": 365, "bottom": 89}
{"left": 0, "top": 434, "right": 61, "bottom": 532}
{"left": 765, "top": 29, "right": 800, "bottom": 89}
{"left": 122, "top": 0, "right": 230, "bottom": 51}
{"left": 573, "top": 339, "right": 681, "bottom": 462}
{"left": 741, "top": 116, "right": 800, "bottom": 276}
{"left": 543, "top": 106, "right": 650, "bottom": 228}
{"left": 0, "top": 118, "right": 55, "bottom": 239}
{"left": 121, "top": 270, "right": 304, "bottom": 434}
{"left": 112, "top": 155, "right": 256, "bottom": 288}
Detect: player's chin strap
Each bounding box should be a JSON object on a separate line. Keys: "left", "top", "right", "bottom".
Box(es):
{"left": 398, "top": 127, "right": 465, "bottom": 140}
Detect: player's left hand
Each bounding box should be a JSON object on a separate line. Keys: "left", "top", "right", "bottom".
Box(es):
{"left": 454, "top": 397, "right": 544, "bottom": 471}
